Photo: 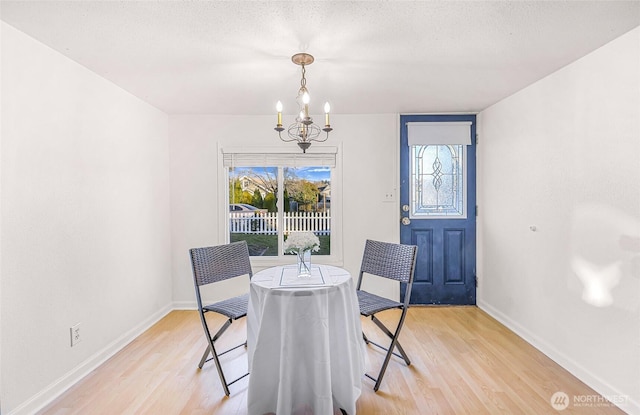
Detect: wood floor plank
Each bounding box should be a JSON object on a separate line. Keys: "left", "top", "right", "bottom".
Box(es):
{"left": 37, "top": 307, "right": 626, "bottom": 414}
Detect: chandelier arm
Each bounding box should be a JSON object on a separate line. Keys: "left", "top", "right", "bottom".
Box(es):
{"left": 314, "top": 131, "right": 329, "bottom": 143}
{"left": 276, "top": 128, "right": 300, "bottom": 143}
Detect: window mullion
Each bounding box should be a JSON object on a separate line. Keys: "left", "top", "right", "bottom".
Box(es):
{"left": 277, "top": 167, "right": 284, "bottom": 258}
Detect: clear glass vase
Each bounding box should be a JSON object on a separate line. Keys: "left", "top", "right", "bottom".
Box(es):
{"left": 297, "top": 249, "right": 312, "bottom": 277}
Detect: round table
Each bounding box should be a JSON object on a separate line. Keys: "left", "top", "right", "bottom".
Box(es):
{"left": 247, "top": 264, "right": 366, "bottom": 415}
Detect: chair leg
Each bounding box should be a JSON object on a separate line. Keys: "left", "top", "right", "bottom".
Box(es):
{"left": 203, "top": 340, "right": 250, "bottom": 396}
{"left": 371, "top": 315, "right": 410, "bottom": 365}
{"left": 198, "top": 316, "right": 250, "bottom": 396}
{"left": 211, "top": 318, "right": 233, "bottom": 343}
{"left": 206, "top": 338, "right": 232, "bottom": 396}
{"left": 372, "top": 327, "right": 406, "bottom": 391}
{"left": 198, "top": 317, "right": 232, "bottom": 369}
{"left": 364, "top": 310, "right": 411, "bottom": 392}
{"left": 198, "top": 344, "right": 211, "bottom": 369}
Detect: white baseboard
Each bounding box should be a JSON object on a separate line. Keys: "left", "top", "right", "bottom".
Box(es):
{"left": 7, "top": 304, "right": 174, "bottom": 415}
{"left": 172, "top": 300, "right": 196, "bottom": 310}
{"left": 477, "top": 300, "right": 640, "bottom": 415}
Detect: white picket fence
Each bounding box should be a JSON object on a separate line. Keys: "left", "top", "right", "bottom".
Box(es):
{"left": 229, "top": 211, "right": 330, "bottom": 235}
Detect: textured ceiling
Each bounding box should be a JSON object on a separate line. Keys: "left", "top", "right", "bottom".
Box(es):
{"left": 2, "top": 1, "right": 639, "bottom": 115}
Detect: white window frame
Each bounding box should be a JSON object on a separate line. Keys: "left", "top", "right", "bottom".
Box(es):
{"left": 218, "top": 144, "right": 343, "bottom": 268}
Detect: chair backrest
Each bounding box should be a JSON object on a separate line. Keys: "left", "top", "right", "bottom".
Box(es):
{"left": 189, "top": 241, "right": 253, "bottom": 287}
{"left": 357, "top": 239, "right": 418, "bottom": 288}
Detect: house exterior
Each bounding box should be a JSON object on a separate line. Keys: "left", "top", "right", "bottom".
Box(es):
{"left": 239, "top": 175, "right": 271, "bottom": 199}
{"left": 317, "top": 183, "right": 331, "bottom": 212}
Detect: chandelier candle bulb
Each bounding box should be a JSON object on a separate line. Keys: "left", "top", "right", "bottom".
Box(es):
{"left": 324, "top": 102, "right": 331, "bottom": 126}
{"left": 303, "top": 92, "right": 310, "bottom": 118}
{"left": 276, "top": 101, "right": 283, "bottom": 126}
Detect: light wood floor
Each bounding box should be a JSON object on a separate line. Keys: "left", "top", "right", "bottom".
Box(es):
{"left": 38, "top": 307, "right": 625, "bottom": 415}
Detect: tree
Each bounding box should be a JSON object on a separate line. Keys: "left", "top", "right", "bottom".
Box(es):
{"left": 283, "top": 188, "right": 291, "bottom": 212}
{"left": 263, "top": 193, "right": 277, "bottom": 212}
{"left": 247, "top": 169, "right": 277, "bottom": 195}
{"left": 229, "top": 178, "right": 252, "bottom": 204}
{"left": 252, "top": 189, "right": 264, "bottom": 208}
{"left": 288, "top": 180, "right": 319, "bottom": 211}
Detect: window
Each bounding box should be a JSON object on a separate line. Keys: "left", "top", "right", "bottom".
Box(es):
{"left": 406, "top": 121, "right": 471, "bottom": 219}
{"left": 221, "top": 148, "right": 340, "bottom": 263}
{"left": 410, "top": 144, "right": 466, "bottom": 217}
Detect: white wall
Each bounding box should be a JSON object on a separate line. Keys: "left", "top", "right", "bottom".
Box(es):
{"left": 169, "top": 113, "right": 400, "bottom": 307}
{"left": 1, "top": 22, "right": 172, "bottom": 414}
{"left": 477, "top": 27, "right": 640, "bottom": 413}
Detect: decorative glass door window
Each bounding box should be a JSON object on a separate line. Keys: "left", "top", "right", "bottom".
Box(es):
{"left": 410, "top": 144, "right": 466, "bottom": 218}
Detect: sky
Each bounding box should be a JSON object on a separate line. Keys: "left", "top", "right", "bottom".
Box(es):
{"left": 231, "top": 166, "right": 330, "bottom": 183}
{"left": 294, "top": 167, "right": 330, "bottom": 182}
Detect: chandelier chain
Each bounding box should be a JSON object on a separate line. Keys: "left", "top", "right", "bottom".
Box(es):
{"left": 300, "top": 64, "right": 307, "bottom": 89}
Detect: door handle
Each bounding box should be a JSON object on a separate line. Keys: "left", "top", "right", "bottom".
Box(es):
{"left": 401, "top": 217, "right": 411, "bottom": 226}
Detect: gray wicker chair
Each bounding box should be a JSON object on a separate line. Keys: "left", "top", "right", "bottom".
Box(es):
{"left": 356, "top": 239, "right": 418, "bottom": 392}
{"left": 189, "top": 241, "right": 253, "bottom": 396}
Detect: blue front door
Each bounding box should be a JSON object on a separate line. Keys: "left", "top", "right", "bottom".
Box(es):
{"left": 400, "top": 114, "right": 477, "bottom": 305}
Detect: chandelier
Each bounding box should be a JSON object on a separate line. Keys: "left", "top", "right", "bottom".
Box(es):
{"left": 275, "top": 53, "right": 332, "bottom": 153}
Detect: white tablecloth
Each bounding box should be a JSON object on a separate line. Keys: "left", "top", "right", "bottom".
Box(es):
{"left": 247, "top": 264, "right": 366, "bottom": 415}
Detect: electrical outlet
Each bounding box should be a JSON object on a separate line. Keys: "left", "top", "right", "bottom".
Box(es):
{"left": 70, "top": 323, "right": 81, "bottom": 347}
